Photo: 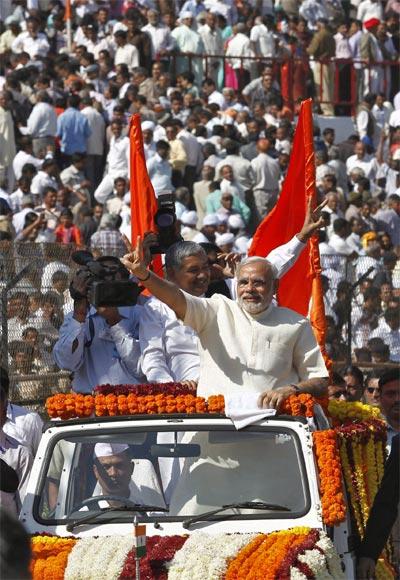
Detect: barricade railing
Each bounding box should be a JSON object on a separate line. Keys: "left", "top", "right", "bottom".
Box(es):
{"left": 168, "top": 52, "right": 398, "bottom": 115}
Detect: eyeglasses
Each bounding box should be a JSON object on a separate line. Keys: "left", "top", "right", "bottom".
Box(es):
{"left": 330, "top": 391, "right": 347, "bottom": 399}
{"left": 366, "top": 387, "right": 380, "bottom": 394}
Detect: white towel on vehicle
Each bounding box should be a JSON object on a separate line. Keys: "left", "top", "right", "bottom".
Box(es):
{"left": 225, "top": 392, "right": 277, "bottom": 429}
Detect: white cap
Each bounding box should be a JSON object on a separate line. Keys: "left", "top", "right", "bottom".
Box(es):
{"left": 234, "top": 235, "right": 251, "bottom": 254}
{"left": 113, "top": 22, "right": 128, "bottom": 33}
{"left": 180, "top": 11, "right": 193, "bottom": 19}
{"left": 216, "top": 232, "right": 235, "bottom": 246}
{"left": 228, "top": 214, "right": 245, "bottom": 230}
{"left": 216, "top": 214, "right": 228, "bottom": 224}
{"left": 203, "top": 213, "right": 219, "bottom": 227}
{"left": 181, "top": 210, "right": 198, "bottom": 226}
{"left": 141, "top": 120, "right": 155, "bottom": 132}
{"left": 94, "top": 443, "right": 129, "bottom": 458}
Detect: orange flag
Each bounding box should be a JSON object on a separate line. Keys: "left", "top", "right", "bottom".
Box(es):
{"left": 248, "top": 99, "right": 331, "bottom": 368}
{"left": 129, "top": 114, "right": 163, "bottom": 277}
{"left": 64, "top": 0, "right": 71, "bottom": 21}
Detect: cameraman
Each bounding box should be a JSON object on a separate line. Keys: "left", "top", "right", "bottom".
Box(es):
{"left": 53, "top": 256, "right": 144, "bottom": 393}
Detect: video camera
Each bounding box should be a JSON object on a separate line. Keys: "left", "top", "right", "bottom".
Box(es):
{"left": 70, "top": 251, "right": 142, "bottom": 308}
{"left": 150, "top": 193, "right": 183, "bottom": 254}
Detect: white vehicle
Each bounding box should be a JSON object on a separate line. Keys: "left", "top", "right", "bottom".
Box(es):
{"left": 21, "top": 412, "right": 356, "bottom": 578}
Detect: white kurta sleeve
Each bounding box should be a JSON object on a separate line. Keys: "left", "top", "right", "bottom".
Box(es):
{"left": 182, "top": 291, "right": 219, "bottom": 334}
{"left": 265, "top": 235, "right": 306, "bottom": 279}
{"left": 139, "top": 302, "right": 175, "bottom": 383}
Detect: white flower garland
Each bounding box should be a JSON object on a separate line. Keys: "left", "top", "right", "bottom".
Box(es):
{"left": 168, "top": 532, "right": 257, "bottom": 580}
{"left": 290, "top": 569, "right": 309, "bottom": 580}
{"left": 315, "top": 532, "right": 345, "bottom": 579}
{"left": 65, "top": 535, "right": 134, "bottom": 580}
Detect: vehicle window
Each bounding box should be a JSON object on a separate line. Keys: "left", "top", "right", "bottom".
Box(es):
{"left": 36, "top": 428, "right": 308, "bottom": 523}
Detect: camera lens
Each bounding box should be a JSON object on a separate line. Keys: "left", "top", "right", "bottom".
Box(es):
{"left": 156, "top": 213, "right": 174, "bottom": 227}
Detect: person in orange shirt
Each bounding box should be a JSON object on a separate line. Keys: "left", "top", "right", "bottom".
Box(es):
{"left": 55, "top": 209, "right": 82, "bottom": 246}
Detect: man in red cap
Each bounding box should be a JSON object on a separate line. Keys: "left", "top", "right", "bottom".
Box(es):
{"left": 360, "top": 17, "right": 384, "bottom": 94}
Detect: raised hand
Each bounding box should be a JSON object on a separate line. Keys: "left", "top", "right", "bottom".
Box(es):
{"left": 121, "top": 236, "right": 149, "bottom": 280}
{"left": 297, "top": 197, "right": 328, "bottom": 242}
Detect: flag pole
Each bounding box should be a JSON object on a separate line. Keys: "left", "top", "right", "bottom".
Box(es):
{"left": 65, "top": 0, "right": 72, "bottom": 53}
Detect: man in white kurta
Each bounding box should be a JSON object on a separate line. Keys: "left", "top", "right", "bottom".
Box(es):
{"left": 139, "top": 235, "right": 306, "bottom": 383}
{"left": 171, "top": 14, "right": 204, "bottom": 86}
{"left": 182, "top": 288, "right": 327, "bottom": 398}
{"left": 127, "top": 202, "right": 328, "bottom": 408}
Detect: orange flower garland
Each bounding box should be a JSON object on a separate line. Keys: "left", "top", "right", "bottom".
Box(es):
{"left": 46, "top": 393, "right": 211, "bottom": 419}
{"left": 31, "top": 536, "right": 77, "bottom": 580}
{"left": 312, "top": 430, "right": 346, "bottom": 526}
{"left": 225, "top": 528, "right": 311, "bottom": 580}
{"left": 46, "top": 392, "right": 329, "bottom": 420}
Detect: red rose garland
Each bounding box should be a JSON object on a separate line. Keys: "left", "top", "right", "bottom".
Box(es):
{"left": 119, "top": 535, "right": 187, "bottom": 579}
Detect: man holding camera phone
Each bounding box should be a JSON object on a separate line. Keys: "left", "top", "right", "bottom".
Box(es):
{"left": 53, "top": 254, "right": 145, "bottom": 393}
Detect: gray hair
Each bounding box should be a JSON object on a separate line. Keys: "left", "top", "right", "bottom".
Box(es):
{"left": 165, "top": 241, "right": 206, "bottom": 271}
{"left": 236, "top": 257, "right": 278, "bottom": 280}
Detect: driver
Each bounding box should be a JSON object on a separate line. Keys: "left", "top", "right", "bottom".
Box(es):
{"left": 91, "top": 443, "right": 166, "bottom": 508}
{"left": 92, "top": 444, "right": 136, "bottom": 504}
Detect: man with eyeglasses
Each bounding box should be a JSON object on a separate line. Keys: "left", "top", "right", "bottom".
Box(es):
{"left": 378, "top": 369, "right": 400, "bottom": 451}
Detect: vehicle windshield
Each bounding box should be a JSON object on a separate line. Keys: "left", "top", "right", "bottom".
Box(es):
{"left": 36, "top": 426, "right": 309, "bottom": 524}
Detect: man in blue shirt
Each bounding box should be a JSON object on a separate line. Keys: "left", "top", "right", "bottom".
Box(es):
{"left": 56, "top": 94, "right": 91, "bottom": 166}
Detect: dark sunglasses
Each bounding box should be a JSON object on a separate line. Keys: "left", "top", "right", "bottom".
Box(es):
{"left": 366, "top": 387, "right": 380, "bottom": 394}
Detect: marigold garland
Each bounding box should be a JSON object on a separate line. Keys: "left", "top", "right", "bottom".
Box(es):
{"left": 31, "top": 535, "right": 77, "bottom": 580}
{"left": 312, "top": 430, "right": 346, "bottom": 526}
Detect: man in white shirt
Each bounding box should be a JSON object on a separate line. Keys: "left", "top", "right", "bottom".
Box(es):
{"left": 11, "top": 16, "right": 49, "bottom": 60}
{"left": 146, "top": 140, "right": 173, "bottom": 195}
{"left": 225, "top": 23, "right": 254, "bottom": 90}
{"left": 370, "top": 307, "right": 400, "bottom": 362}
{"left": 202, "top": 78, "right": 225, "bottom": 109}
{"left": 250, "top": 16, "right": 275, "bottom": 59}
{"left": 171, "top": 13, "right": 204, "bottom": 86}
{"left": 81, "top": 95, "right": 106, "bottom": 196}
{"left": 251, "top": 138, "right": 280, "bottom": 220}
{"left": 215, "top": 140, "right": 255, "bottom": 192}
{"left": 12, "top": 136, "right": 42, "bottom": 182}
{"left": 94, "top": 120, "right": 130, "bottom": 204}
{"left": 30, "top": 158, "right": 59, "bottom": 199}
{"left": 329, "top": 218, "right": 357, "bottom": 256}
{"left": 142, "top": 10, "right": 175, "bottom": 61}
{"left": 1, "top": 368, "right": 43, "bottom": 457}
{"left": 26, "top": 91, "right": 57, "bottom": 156}
{"left": 175, "top": 120, "right": 203, "bottom": 192}
{"left": 199, "top": 12, "right": 224, "bottom": 86}
{"left": 346, "top": 140, "right": 377, "bottom": 180}
{"left": 114, "top": 30, "right": 140, "bottom": 73}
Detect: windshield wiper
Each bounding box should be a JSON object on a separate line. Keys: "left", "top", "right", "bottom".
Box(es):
{"left": 182, "top": 500, "right": 291, "bottom": 529}
{"left": 66, "top": 504, "right": 168, "bottom": 532}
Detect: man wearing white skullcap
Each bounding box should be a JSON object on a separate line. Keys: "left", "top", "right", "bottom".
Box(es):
{"left": 216, "top": 232, "right": 235, "bottom": 253}
{"left": 181, "top": 211, "right": 199, "bottom": 241}
{"left": 142, "top": 121, "right": 156, "bottom": 161}
{"left": 193, "top": 213, "right": 218, "bottom": 244}
{"left": 92, "top": 443, "right": 165, "bottom": 508}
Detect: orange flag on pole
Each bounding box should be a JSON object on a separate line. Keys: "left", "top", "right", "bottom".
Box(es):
{"left": 248, "top": 99, "right": 330, "bottom": 368}
{"left": 129, "top": 113, "right": 163, "bottom": 276}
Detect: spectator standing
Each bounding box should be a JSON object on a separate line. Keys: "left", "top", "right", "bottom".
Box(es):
{"left": 307, "top": 18, "right": 336, "bottom": 115}
{"left": 81, "top": 95, "right": 106, "bottom": 196}
{"left": 360, "top": 18, "right": 385, "bottom": 95}
{"left": 0, "top": 92, "right": 16, "bottom": 188}
{"left": 142, "top": 10, "right": 175, "bottom": 64}
{"left": 12, "top": 136, "right": 42, "bottom": 182}
{"left": 57, "top": 95, "right": 91, "bottom": 165}
{"left": 90, "top": 214, "right": 126, "bottom": 258}
{"left": 114, "top": 30, "right": 140, "bottom": 73}
{"left": 94, "top": 120, "right": 129, "bottom": 204}
{"left": 199, "top": 12, "right": 224, "bottom": 87}
{"left": 171, "top": 13, "right": 204, "bottom": 86}
{"left": 11, "top": 16, "right": 49, "bottom": 60}
{"left": 251, "top": 138, "right": 281, "bottom": 221}
{"left": 146, "top": 140, "right": 173, "bottom": 195}
{"left": 26, "top": 91, "right": 57, "bottom": 156}
{"left": 225, "top": 23, "right": 254, "bottom": 91}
